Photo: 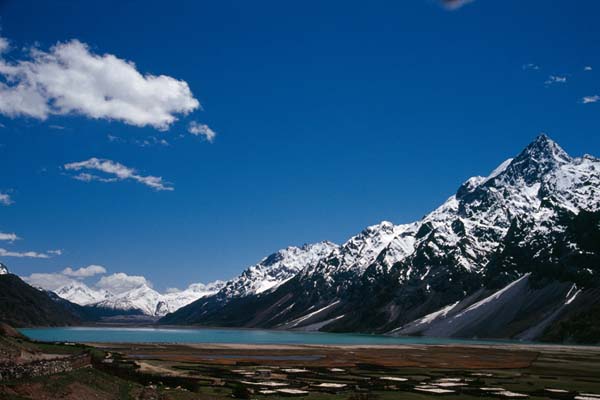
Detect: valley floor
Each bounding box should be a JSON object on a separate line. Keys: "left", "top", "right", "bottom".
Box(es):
{"left": 1, "top": 338, "right": 600, "bottom": 400}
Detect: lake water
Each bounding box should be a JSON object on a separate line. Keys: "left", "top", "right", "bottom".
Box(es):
{"left": 20, "top": 326, "right": 516, "bottom": 345}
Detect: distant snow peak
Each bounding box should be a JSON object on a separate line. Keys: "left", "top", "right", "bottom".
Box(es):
{"left": 0, "top": 263, "right": 8, "bottom": 275}
{"left": 55, "top": 281, "right": 109, "bottom": 306}
{"left": 54, "top": 275, "right": 226, "bottom": 317}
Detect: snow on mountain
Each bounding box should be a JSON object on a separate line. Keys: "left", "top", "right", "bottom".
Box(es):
{"left": 377, "top": 135, "right": 600, "bottom": 337}
{"left": 300, "top": 222, "right": 411, "bottom": 283}
{"left": 218, "top": 241, "right": 338, "bottom": 300}
{"left": 55, "top": 281, "right": 110, "bottom": 305}
{"left": 159, "top": 134, "right": 600, "bottom": 339}
{"left": 376, "top": 134, "right": 592, "bottom": 282}
{"left": 160, "top": 280, "right": 226, "bottom": 313}
{"left": 93, "top": 283, "right": 164, "bottom": 316}
{"left": 0, "top": 263, "right": 8, "bottom": 275}
{"left": 51, "top": 276, "right": 226, "bottom": 317}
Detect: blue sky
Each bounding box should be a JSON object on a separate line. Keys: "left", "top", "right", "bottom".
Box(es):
{"left": 0, "top": 0, "right": 599, "bottom": 291}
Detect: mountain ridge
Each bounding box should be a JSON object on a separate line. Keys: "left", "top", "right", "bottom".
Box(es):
{"left": 160, "top": 135, "right": 600, "bottom": 344}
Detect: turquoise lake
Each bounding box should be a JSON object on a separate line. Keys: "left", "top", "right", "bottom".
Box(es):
{"left": 20, "top": 326, "right": 520, "bottom": 345}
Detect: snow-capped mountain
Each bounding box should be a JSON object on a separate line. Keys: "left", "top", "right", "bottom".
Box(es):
{"left": 218, "top": 241, "right": 339, "bottom": 300}
{"left": 159, "top": 281, "right": 226, "bottom": 315}
{"left": 161, "top": 135, "right": 600, "bottom": 343}
{"left": 160, "top": 241, "right": 338, "bottom": 325}
{"left": 52, "top": 277, "right": 225, "bottom": 317}
{"left": 55, "top": 281, "right": 110, "bottom": 306}
{"left": 301, "top": 221, "right": 416, "bottom": 280}
{"left": 92, "top": 283, "right": 164, "bottom": 316}
{"left": 0, "top": 263, "right": 8, "bottom": 275}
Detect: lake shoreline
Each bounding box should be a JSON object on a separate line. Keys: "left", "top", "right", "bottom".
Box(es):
{"left": 19, "top": 325, "right": 600, "bottom": 349}
{"left": 4, "top": 330, "right": 600, "bottom": 399}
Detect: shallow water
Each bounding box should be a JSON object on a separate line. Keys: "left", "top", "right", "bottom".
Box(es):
{"left": 20, "top": 326, "right": 520, "bottom": 345}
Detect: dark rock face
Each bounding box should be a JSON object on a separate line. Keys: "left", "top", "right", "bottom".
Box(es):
{"left": 0, "top": 274, "right": 80, "bottom": 327}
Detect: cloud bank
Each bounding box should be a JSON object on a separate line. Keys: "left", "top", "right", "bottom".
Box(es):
{"left": 64, "top": 157, "right": 173, "bottom": 191}
{"left": 0, "top": 36, "right": 199, "bottom": 130}
{"left": 96, "top": 272, "right": 151, "bottom": 295}
{"left": 22, "top": 267, "right": 144, "bottom": 295}
{"left": 23, "top": 272, "right": 76, "bottom": 291}
{"left": 22, "top": 265, "right": 110, "bottom": 293}
{"left": 62, "top": 264, "right": 106, "bottom": 277}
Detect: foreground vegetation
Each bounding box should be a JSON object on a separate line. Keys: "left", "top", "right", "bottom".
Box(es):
{"left": 1, "top": 328, "right": 600, "bottom": 399}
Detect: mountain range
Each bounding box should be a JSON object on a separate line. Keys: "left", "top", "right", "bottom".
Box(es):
{"left": 8, "top": 134, "right": 598, "bottom": 343}
{"left": 50, "top": 277, "right": 225, "bottom": 317}
{"left": 159, "top": 135, "right": 600, "bottom": 344}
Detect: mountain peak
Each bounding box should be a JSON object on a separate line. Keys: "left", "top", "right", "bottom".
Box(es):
{"left": 499, "top": 134, "right": 572, "bottom": 184}
{"left": 520, "top": 133, "right": 571, "bottom": 164}
{"left": 0, "top": 263, "right": 8, "bottom": 275}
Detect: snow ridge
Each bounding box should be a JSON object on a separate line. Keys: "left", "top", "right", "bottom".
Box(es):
{"left": 218, "top": 241, "right": 339, "bottom": 300}
{"left": 55, "top": 278, "right": 225, "bottom": 317}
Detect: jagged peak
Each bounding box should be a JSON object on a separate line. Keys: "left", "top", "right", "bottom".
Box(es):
{"left": 361, "top": 220, "right": 396, "bottom": 235}
{"left": 488, "top": 134, "right": 572, "bottom": 185}
{"left": 300, "top": 240, "right": 338, "bottom": 252}
{"left": 515, "top": 133, "right": 571, "bottom": 165}
{"left": 0, "top": 262, "right": 8, "bottom": 275}
{"left": 261, "top": 241, "right": 337, "bottom": 267}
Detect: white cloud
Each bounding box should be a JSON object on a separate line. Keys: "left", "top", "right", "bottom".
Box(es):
{"left": 0, "top": 193, "right": 13, "bottom": 205}
{"left": 135, "top": 136, "right": 169, "bottom": 147}
{"left": 522, "top": 63, "right": 540, "bottom": 71}
{"left": 0, "top": 232, "right": 19, "bottom": 241}
{"left": 22, "top": 264, "right": 107, "bottom": 293}
{"left": 188, "top": 121, "right": 216, "bottom": 142}
{"left": 440, "top": 0, "right": 475, "bottom": 10}
{"left": 64, "top": 157, "right": 173, "bottom": 191}
{"left": 62, "top": 264, "right": 106, "bottom": 278}
{"left": 107, "top": 134, "right": 124, "bottom": 143}
{"left": 96, "top": 272, "right": 151, "bottom": 295}
{"left": 545, "top": 75, "right": 567, "bottom": 85}
{"left": 0, "top": 36, "right": 199, "bottom": 130}
{"left": 0, "top": 37, "right": 9, "bottom": 54}
{"left": 0, "top": 247, "right": 58, "bottom": 258}
{"left": 584, "top": 66, "right": 593, "bottom": 71}
{"left": 165, "top": 287, "right": 181, "bottom": 294}
{"left": 582, "top": 95, "right": 600, "bottom": 104}
{"left": 22, "top": 272, "right": 76, "bottom": 291}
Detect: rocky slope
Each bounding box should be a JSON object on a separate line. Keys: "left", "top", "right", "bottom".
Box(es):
{"left": 0, "top": 266, "right": 80, "bottom": 327}
{"left": 161, "top": 135, "right": 600, "bottom": 343}
{"left": 160, "top": 241, "right": 338, "bottom": 325}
